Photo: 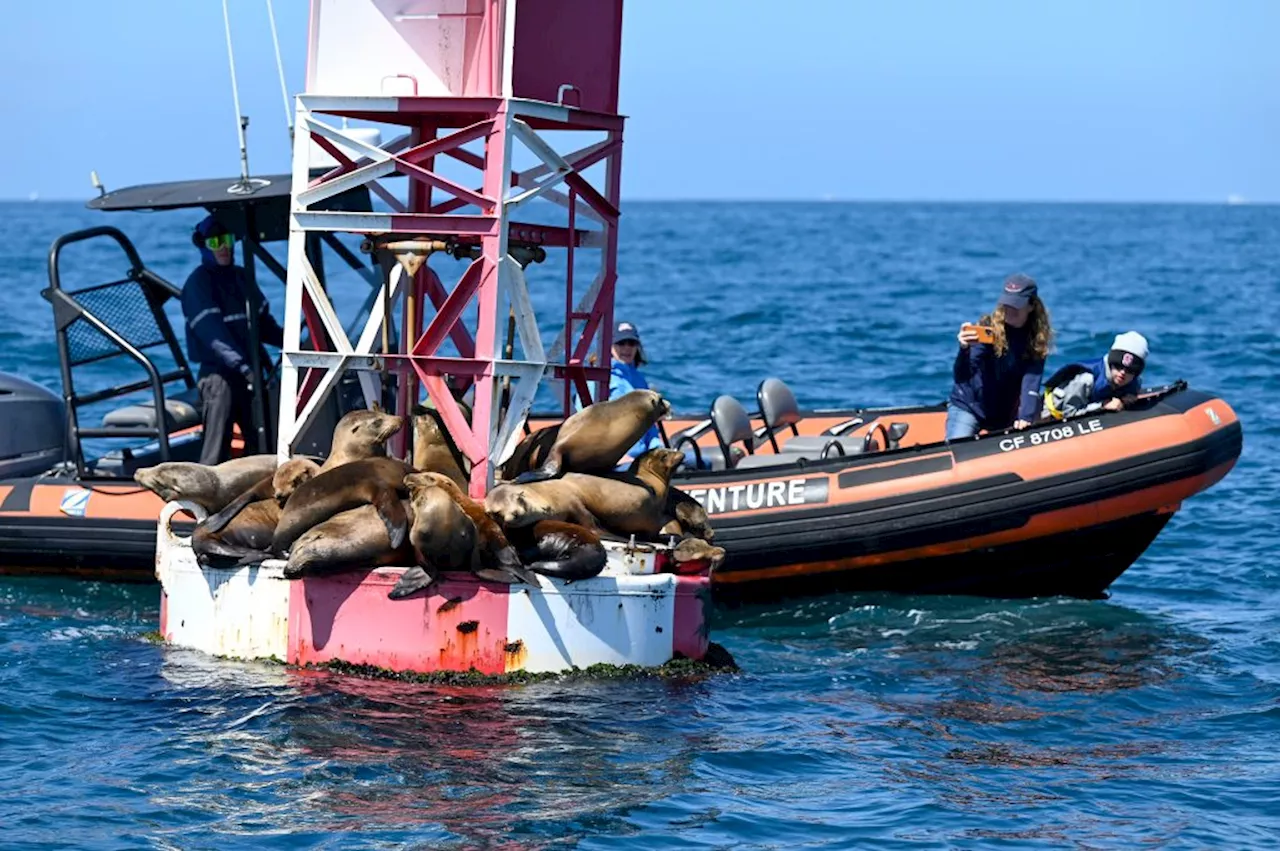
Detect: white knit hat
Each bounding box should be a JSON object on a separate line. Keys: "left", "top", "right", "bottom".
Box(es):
{"left": 1110, "top": 331, "right": 1149, "bottom": 361}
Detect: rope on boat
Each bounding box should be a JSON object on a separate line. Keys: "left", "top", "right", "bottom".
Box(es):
{"left": 264, "top": 0, "right": 294, "bottom": 142}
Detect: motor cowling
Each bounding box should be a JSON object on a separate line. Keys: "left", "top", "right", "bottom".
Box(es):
{"left": 0, "top": 372, "right": 66, "bottom": 478}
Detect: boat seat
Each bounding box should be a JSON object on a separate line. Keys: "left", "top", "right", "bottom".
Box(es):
{"left": 102, "top": 385, "right": 202, "bottom": 432}
{"left": 783, "top": 435, "right": 869, "bottom": 457}
{"left": 734, "top": 451, "right": 812, "bottom": 469}
{"left": 757, "top": 377, "right": 803, "bottom": 452}
{"left": 785, "top": 421, "right": 910, "bottom": 458}
{"left": 710, "top": 394, "right": 756, "bottom": 469}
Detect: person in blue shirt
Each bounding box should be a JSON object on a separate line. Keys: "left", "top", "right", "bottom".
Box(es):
{"left": 608, "top": 320, "right": 666, "bottom": 466}
{"left": 946, "top": 273, "right": 1055, "bottom": 441}
{"left": 1041, "top": 331, "right": 1148, "bottom": 420}
{"left": 181, "top": 215, "right": 284, "bottom": 465}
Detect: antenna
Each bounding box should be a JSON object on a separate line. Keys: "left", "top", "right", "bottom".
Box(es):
{"left": 221, "top": 0, "right": 268, "bottom": 196}
{"left": 89, "top": 171, "right": 106, "bottom": 198}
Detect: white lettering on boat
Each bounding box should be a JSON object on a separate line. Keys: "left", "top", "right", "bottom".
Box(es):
{"left": 998, "top": 418, "right": 1104, "bottom": 452}
{"left": 684, "top": 477, "right": 829, "bottom": 516}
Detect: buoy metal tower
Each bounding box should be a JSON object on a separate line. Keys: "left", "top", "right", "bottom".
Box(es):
{"left": 278, "top": 0, "right": 626, "bottom": 497}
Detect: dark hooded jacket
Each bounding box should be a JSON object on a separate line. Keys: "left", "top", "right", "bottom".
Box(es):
{"left": 948, "top": 324, "right": 1045, "bottom": 430}
{"left": 180, "top": 216, "right": 284, "bottom": 380}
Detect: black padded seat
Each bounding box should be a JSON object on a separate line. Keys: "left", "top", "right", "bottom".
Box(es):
{"left": 102, "top": 385, "right": 202, "bottom": 431}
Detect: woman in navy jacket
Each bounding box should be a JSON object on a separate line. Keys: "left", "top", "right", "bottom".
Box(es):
{"left": 946, "top": 274, "right": 1055, "bottom": 441}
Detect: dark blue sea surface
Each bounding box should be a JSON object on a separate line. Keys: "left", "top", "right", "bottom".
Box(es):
{"left": 2, "top": 200, "right": 1279, "bottom": 848}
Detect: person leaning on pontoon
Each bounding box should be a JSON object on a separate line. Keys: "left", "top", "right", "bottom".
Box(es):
{"left": 181, "top": 215, "right": 284, "bottom": 466}
{"left": 946, "top": 273, "right": 1055, "bottom": 441}
{"left": 1040, "top": 331, "right": 1149, "bottom": 421}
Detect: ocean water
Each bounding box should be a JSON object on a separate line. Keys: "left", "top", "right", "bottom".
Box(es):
{"left": 2, "top": 200, "right": 1279, "bottom": 848}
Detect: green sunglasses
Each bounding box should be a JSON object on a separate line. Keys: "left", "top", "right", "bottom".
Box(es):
{"left": 204, "top": 232, "right": 235, "bottom": 251}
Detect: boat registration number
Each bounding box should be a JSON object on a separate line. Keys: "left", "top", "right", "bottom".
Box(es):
{"left": 682, "top": 477, "right": 829, "bottom": 515}
{"left": 999, "top": 418, "right": 1103, "bottom": 452}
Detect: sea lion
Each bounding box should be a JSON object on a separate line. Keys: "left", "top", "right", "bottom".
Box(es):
{"left": 389, "top": 483, "right": 474, "bottom": 599}
{"left": 486, "top": 447, "right": 687, "bottom": 539}
{"left": 507, "top": 520, "right": 608, "bottom": 582}
{"left": 660, "top": 487, "right": 714, "bottom": 542}
{"left": 412, "top": 406, "right": 469, "bottom": 489}
{"left": 200, "top": 457, "right": 323, "bottom": 534}
{"left": 134, "top": 454, "right": 279, "bottom": 512}
{"left": 284, "top": 501, "right": 415, "bottom": 579}
{"left": 403, "top": 472, "right": 536, "bottom": 585}
{"left": 671, "top": 537, "right": 726, "bottom": 570}
{"left": 192, "top": 459, "right": 322, "bottom": 566}
{"left": 513, "top": 389, "right": 671, "bottom": 483}
{"left": 272, "top": 456, "right": 411, "bottom": 555}
{"left": 322, "top": 408, "right": 404, "bottom": 471}
{"left": 499, "top": 423, "right": 561, "bottom": 481}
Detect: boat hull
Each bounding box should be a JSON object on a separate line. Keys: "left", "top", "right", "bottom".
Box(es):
{"left": 679, "top": 388, "right": 1241, "bottom": 602}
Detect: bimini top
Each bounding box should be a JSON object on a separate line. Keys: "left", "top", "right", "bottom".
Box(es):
{"left": 85, "top": 173, "right": 370, "bottom": 243}
{"left": 86, "top": 174, "right": 292, "bottom": 213}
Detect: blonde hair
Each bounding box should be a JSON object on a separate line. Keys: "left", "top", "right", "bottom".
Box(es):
{"left": 982, "top": 296, "right": 1054, "bottom": 361}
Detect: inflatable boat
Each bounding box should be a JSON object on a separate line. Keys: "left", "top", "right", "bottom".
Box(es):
{"left": 649, "top": 378, "right": 1241, "bottom": 601}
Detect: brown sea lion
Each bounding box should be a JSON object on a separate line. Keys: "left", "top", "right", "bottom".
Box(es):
{"left": 671, "top": 537, "right": 726, "bottom": 570}
{"left": 486, "top": 447, "right": 686, "bottom": 539}
{"left": 499, "top": 423, "right": 561, "bottom": 481}
{"left": 192, "top": 458, "right": 322, "bottom": 566}
{"left": 272, "top": 457, "right": 411, "bottom": 555}
{"left": 322, "top": 408, "right": 404, "bottom": 471}
{"left": 284, "top": 501, "right": 415, "bottom": 579}
{"left": 506, "top": 520, "right": 608, "bottom": 582}
{"left": 389, "top": 483, "right": 474, "bottom": 599}
{"left": 193, "top": 498, "right": 283, "bottom": 567}
{"left": 660, "top": 487, "right": 714, "bottom": 542}
{"left": 403, "top": 472, "right": 536, "bottom": 585}
{"left": 513, "top": 389, "right": 670, "bottom": 483}
{"left": 200, "top": 457, "right": 323, "bottom": 534}
{"left": 134, "top": 454, "right": 279, "bottom": 513}
{"left": 412, "top": 406, "right": 469, "bottom": 489}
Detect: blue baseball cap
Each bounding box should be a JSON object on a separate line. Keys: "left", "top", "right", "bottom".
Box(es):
{"left": 998, "top": 274, "right": 1038, "bottom": 310}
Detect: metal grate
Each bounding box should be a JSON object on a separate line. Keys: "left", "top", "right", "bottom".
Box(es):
{"left": 64, "top": 282, "right": 167, "bottom": 366}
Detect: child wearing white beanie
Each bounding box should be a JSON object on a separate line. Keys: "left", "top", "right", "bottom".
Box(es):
{"left": 1041, "top": 331, "right": 1149, "bottom": 420}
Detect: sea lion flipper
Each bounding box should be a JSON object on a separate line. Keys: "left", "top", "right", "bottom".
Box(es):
{"left": 473, "top": 566, "right": 538, "bottom": 585}
{"left": 373, "top": 488, "right": 408, "bottom": 549}
{"left": 202, "top": 475, "right": 273, "bottom": 534}
{"left": 513, "top": 466, "right": 557, "bottom": 484}
{"left": 389, "top": 565, "right": 439, "bottom": 599}
{"left": 234, "top": 550, "right": 271, "bottom": 568}
{"left": 528, "top": 546, "right": 606, "bottom": 581}
{"left": 524, "top": 522, "right": 607, "bottom": 581}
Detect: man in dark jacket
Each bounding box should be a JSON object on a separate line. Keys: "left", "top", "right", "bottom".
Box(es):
{"left": 181, "top": 215, "right": 284, "bottom": 465}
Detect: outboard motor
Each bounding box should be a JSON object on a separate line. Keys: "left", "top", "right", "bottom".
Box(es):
{"left": 0, "top": 372, "right": 66, "bottom": 478}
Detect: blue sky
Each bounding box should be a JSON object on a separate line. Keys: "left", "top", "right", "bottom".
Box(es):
{"left": 2, "top": 0, "right": 1277, "bottom": 202}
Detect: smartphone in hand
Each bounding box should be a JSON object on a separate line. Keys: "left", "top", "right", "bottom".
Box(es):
{"left": 962, "top": 323, "right": 996, "bottom": 344}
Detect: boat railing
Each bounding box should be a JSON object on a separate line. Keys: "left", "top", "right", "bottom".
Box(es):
{"left": 43, "top": 226, "right": 197, "bottom": 477}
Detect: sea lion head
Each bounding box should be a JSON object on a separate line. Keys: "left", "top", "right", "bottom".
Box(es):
{"left": 625, "top": 389, "right": 671, "bottom": 423}
{"left": 484, "top": 484, "right": 539, "bottom": 529}
{"left": 636, "top": 447, "right": 686, "bottom": 482}
{"left": 272, "top": 458, "right": 321, "bottom": 503}
{"left": 405, "top": 470, "right": 456, "bottom": 495}
{"left": 334, "top": 409, "right": 404, "bottom": 454}
{"left": 134, "top": 463, "right": 208, "bottom": 503}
